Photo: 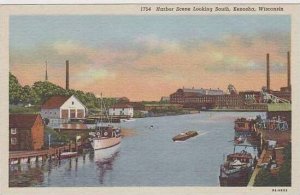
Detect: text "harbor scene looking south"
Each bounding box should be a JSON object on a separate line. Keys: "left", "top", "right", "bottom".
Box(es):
{"left": 9, "top": 15, "right": 291, "bottom": 187}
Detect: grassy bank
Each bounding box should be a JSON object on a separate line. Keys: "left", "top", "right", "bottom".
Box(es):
{"left": 205, "top": 109, "right": 267, "bottom": 112}
{"left": 254, "top": 143, "right": 291, "bottom": 186}
{"left": 9, "top": 105, "right": 40, "bottom": 114}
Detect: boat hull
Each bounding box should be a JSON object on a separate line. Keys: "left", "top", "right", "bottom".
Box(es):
{"left": 94, "top": 143, "right": 120, "bottom": 163}
{"left": 219, "top": 166, "right": 253, "bottom": 186}
{"left": 91, "top": 136, "right": 121, "bottom": 150}
{"left": 172, "top": 131, "right": 198, "bottom": 141}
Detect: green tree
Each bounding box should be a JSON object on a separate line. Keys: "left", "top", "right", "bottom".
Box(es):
{"left": 84, "top": 92, "right": 97, "bottom": 108}
{"left": 9, "top": 72, "right": 22, "bottom": 104}
{"left": 20, "top": 85, "right": 39, "bottom": 104}
{"left": 9, "top": 72, "right": 118, "bottom": 110}
{"left": 32, "top": 81, "right": 66, "bottom": 104}
{"left": 103, "top": 97, "right": 118, "bottom": 108}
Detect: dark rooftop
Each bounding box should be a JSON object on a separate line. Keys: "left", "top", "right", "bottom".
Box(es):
{"left": 9, "top": 114, "right": 41, "bottom": 129}
{"left": 41, "top": 95, "right": 71, "bottom": 109}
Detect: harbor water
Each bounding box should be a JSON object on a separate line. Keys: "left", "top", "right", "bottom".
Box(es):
{"left": 9, "top": 112, "right": 264, "bottom": 187}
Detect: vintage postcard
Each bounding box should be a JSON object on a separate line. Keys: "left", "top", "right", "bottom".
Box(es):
{"left": 0, "top": 3, "right": 299, "bottom": 195}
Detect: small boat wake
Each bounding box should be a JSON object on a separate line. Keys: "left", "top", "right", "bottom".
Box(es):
{"left": 173, "top": 140, "right": 185, "bottom": 143}
{"left": 197, "top": 131, "right": 208, "bottom": 137}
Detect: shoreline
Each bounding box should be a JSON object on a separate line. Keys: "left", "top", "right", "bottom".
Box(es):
{"left": 133, "top": 109, "right": 265, "bottom": 119}
{"left": 203, "top": 109, "right": 267, "bottom": 112}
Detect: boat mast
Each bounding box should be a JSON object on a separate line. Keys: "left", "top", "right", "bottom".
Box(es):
{"left": 99, "top": 93, "right": 112, "bottom": 126}
{"left": 100, "top": 92, "right": 103, "bottom": 126}
{"left": 103, "top": 96, "right": 112, "bottom": 125}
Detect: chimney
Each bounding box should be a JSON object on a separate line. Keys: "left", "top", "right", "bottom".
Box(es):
{"left": 66, "top": 60, "right": 69, "bottom": 90}
{"left": 287, "top": 51, "right": 291, "bottom": 88}
{"left": 45, "top": 61, "right": 48, "bottom": 81}
{"left": 266, "top": 53, "right": 270, "bottom": 91}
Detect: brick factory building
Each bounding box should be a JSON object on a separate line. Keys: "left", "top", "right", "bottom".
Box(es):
{"left": 170, "top": 87, "right": 241, "bottom": 109}
{"left": 170, "top": 87, "right": 268, "bottom": 110}
{"left": 9, "top": 114, "right": 44, "bottom": 151}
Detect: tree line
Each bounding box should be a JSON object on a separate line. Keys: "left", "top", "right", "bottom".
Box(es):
{"left": 9, "top": 72, "right": 117, "bottom": 109}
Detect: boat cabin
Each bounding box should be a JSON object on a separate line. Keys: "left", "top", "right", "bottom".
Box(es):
{"left": 94, "top": 126, "right": 121, "bottom": 138}
{"left": 226, "top": 151, "right": 253, "bottom": 164}
{"left": 234, "top": 118, "right": 256, "bottom": 132}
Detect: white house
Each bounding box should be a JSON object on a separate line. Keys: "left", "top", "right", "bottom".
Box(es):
{"left": 40, "top": 95, "right": 87, "bottom": 127}
{"left": 109, "top": 104, "right": 134, "bottom": 118}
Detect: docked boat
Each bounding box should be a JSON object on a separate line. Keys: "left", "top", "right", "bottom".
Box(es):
{"left": 172, "top": 131, "right": 198, "bottom": 141}
{"left": 234, "top": 118, "right": 256, "bottom": 138}
{"left": 219, "top": 150, "right": 254, "bottom": 186}
{"left": 89, "top": 93, "right": 122, "bottom": 150}
{"left": 89, "top": 126, "right": 121, "bottom": 150}
{"left": 94, "top": 143, "right": 121, "bottom": 163}
{"left": 60, "top": 152, "right": 78, "bottom": 159}
{"left": 234, "top": 136, "right": 246, "bottom": 144}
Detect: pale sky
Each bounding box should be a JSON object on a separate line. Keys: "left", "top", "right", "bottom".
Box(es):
{"left": 10, "top": 15, "right": 291, "bottom": 101}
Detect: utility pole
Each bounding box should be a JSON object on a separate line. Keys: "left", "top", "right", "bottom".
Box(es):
{"left": 48, "top": 134, "right": 51, "bottom": 148}
{"left": 66, "top": 60, "right": 69, "bottom": 90}
{"left": 266, "top": 53, "right": 270, "bottom": 91}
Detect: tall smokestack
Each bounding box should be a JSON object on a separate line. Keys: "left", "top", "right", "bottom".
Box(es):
{"left": 45, "top": 61, "right": 48, "bottom": 81}
{"left": 66, "top": 60, "right": 69, "bottom": 90}
{"left": 266, "top": 53, "right": 270, "bottom": 91}
{"left": 287, "top": 51, "right": 291, "bottom": 88}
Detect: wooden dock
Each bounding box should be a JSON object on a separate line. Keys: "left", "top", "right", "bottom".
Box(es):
{"left": 247, "top": 149, "right": 267, "bottom": 186}
{"left": 87, "top": 115, "right": 131, "bottom": 123}
{"left": 9, "top": 143, "right": 82, "bottom": 165}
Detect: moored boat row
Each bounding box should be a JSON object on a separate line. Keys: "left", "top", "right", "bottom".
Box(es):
{"left": 219, "top": 117, "right": 258, "bottom": 186}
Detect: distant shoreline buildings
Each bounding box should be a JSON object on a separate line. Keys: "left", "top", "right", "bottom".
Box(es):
{"left": 169, "top": 53, "right": 291, "bottom": 110}
{"left": 109, "top": 104, "right": 134, "bottom": 118}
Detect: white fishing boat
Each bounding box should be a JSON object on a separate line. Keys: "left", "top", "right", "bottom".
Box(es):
{"left": 94, "top": 143, "right": 121, "bottom": 163}
{"left": 90, "top": 126, "right": 121, "bottom": 150}
{"left": 89, "top": 94, "right": 122, "bottom": 150}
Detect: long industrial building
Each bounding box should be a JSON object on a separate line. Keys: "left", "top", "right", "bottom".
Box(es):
{"left": 170, "top": 87, "right": 267, "bottom": 110}
{"left": 170, "top": 52, "right": 291, "bottom": 110}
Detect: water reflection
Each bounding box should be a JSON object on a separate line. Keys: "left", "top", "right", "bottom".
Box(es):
{"left": 9, "top": 112, "right": 264, "bottom": 187}
{"left": 93, "top": 144, "right": 120, "bottom": 184}
{"left": 9, "top": 163, "right": 44, "bottom": 187}
{"left": 9, "top": 145, "right": 120, "bottom": 187}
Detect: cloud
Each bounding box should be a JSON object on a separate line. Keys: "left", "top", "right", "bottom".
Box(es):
{"left": 192, "top": 34, "right": 290, "bottom": 73}
{"left": 10, "top": 31, "right": 290, "bottom": 100}
{"left": 134, "top": 35, "right": 181, "bottom": 53}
